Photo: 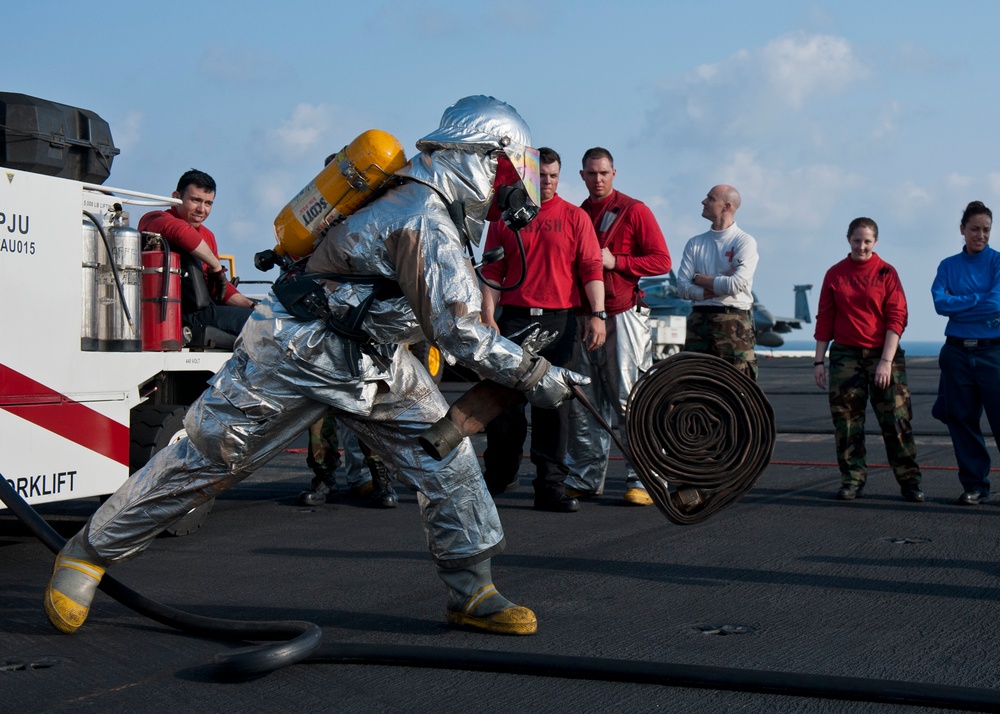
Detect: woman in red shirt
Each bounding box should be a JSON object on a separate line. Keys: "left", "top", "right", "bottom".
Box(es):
{"left": 812, "top": 217, "right": 923, "bottom": 502}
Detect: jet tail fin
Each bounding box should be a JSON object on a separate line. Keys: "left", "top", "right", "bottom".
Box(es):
{"left": 793, "top": 284, "right": 813, "bottom": 324}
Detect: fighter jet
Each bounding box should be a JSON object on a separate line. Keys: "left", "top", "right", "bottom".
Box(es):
{"left": 639, "top": 271, "right": 692, "bottom": 319}
{"left": 638, "top": 273, "right": 812, "bottom": 350}
{"left": 753, "top": 285, "right": 812, "bottom": 348}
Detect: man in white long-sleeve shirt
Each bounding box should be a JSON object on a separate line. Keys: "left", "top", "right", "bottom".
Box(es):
{"left": 676, "top": 184, "right": 759, "bottom": 380}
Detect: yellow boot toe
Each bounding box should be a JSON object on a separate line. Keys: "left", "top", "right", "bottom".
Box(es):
{"left": 445, "top": 585, "right": 537, "bottom": 635}
{"left": 623, "top": 487, "right": 654, "bottom": 506}
{"left": 43, "top": 556, "right": 105, "bottom": 634}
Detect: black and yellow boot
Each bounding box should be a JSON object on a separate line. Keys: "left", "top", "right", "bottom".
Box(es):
{"left": 43, "top": 534, "right": 107, "bottom": 634}
{"left": 439, "top": 559, "right": 536, "bottom": 635}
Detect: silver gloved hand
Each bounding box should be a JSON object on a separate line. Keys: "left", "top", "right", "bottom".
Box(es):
{"left": 507, "top": 323, "right": 559, "bottom": 354}
{"left": 526, "top": 365, "right": 590, "bottom": 409}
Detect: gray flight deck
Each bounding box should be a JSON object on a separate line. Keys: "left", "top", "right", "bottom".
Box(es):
{"left": 3, "top": 356, "right": 999, "bottom": 713}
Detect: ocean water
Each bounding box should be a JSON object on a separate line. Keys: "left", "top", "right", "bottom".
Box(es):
{"left": 763, "top": 339, "right": 943, "bottom": 358}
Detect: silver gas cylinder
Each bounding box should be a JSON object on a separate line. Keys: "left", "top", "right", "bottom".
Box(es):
{"left": 97, "top": 209, "right": 142, "bottom": 351}
{"left": 81, "top": 216, "right": 101, "bottom": 351}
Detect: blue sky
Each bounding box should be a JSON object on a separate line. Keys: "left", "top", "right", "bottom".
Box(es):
{"left": 6, "top": 0, "right": 998, "bottom": 341}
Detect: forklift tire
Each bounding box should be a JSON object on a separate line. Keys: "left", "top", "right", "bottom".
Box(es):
{"left": 409, "top": 341, "right": 444, "bottom": 384}
{"left": 130, "top": 404, "right": 215, "bottom": 537}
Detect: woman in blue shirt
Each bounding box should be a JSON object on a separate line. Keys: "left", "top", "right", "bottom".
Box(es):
{"left": 931, "top": 200, "right": 1000, "bottom": 505}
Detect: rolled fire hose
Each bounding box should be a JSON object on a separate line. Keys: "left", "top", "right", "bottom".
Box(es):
{"left": 421, "top": 352, "right": 774, "bottom": 525}
{"left": 5, "top": 476, "right": 1000, "bottom": 708}
{"left": 625, "top": 352, "right": 775, "bottom": 525}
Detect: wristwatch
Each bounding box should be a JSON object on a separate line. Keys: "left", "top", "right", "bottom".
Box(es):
{"left": 591, "top": 311, "right": 607, "bottom": 320}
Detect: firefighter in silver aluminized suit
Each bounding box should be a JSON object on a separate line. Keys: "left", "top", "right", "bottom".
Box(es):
{"left": 44, "top": 96, "right": 588, "bottom": 637}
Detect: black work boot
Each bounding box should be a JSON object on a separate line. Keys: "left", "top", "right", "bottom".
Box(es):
{"left": 533, "top": 483, "right": 579, "bottom": 513}
{"left": 297, "top": 474, "right": 338, "bottom": 506}
{"left": 353, "top": 456, "right": 397, "bottom": 508}
{"left": 299, "top": 420, "right": 341, "bottom": 506}
{"left": 836, "top": 483, "right": 865, "bottom": 501}
{"left": 899, "top": 480, "right": 925, "bottom": 503}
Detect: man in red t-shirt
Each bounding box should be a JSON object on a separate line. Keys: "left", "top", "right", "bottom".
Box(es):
{"left": 138, "top": 170, "right": 255, "bottom": 343}
{"left": 479, "top": 147, "right": 605, "bottom": 512}
{"left": 564, "top": 147, "right": 672, "bottom": 506}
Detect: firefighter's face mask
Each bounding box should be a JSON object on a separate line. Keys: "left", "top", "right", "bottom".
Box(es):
{"left": 487, "top": 143, "right": 540, "bottom": 232}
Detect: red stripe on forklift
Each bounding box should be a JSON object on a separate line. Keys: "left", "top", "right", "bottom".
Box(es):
{"left": 0, "top": 363, "right": 130, "bottom": 466}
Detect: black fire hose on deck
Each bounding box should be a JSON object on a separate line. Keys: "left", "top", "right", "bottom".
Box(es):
{"left": 6, "top": 478, "right": 1000, "bottom": 709}
{"left": 0, "top": 474, "right": 320, "bottom": 677}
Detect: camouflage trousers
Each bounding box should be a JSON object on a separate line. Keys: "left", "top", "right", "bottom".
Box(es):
{"left": 827, "top": 343, "right": 921, "bottom": 488}
{"left": 684, "top": 308, "right": 758, "bottom": 381}
{"left": 307, "top": 411, "right": 342, "bottom": 480}
{"left": 307, "top": 410, "right": 384, "bottom": 489}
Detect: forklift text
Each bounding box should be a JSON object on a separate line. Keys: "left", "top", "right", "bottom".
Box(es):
{"left": 7, "top": 471, "right": 76, "bottom": 498}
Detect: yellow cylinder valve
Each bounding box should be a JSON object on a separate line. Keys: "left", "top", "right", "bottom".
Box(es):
{"left": 272, "top": 129, "right": 407, "bottom": 259}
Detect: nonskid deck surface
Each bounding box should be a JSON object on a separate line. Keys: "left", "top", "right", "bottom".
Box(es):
{"left": 3, "top": 356, "right": 997, "bottom": 713}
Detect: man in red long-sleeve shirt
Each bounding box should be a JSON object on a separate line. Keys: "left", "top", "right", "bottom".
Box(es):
{"left": 564, "top": 147, "right": 673, "bottom": 506}
{"left": 138, "top": 170, "right": 255, "bottom": 343}
{"left": 479, "top": 147, "right": 605, "bottom": 512}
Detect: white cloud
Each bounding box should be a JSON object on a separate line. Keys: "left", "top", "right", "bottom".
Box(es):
{"left": 947, "top": 173, "right": 975, "bottom": 190}
{"left": 647, "top": 32, "right": 871, "bottom": 149}
{"left": 718, "top": 149, "right": 865, "bottom": 234}
{"left": 253, "top": 170, "right": 301, "bottom": 213}
{"left": 890, "top": 181, "right": 935, "bottom": 222}
{"left": 760, "top": 33, "right": 869, "bottom": 110}
{"left": 266, "top": 103, "right": 336, "bottom": 157}
{"left": 681, "top": 31, "right": 868, "bottom": 113}
{"left": 872, "top": 101, "right": 900, "bottom": 141}
{"left": 693, "top": 61, "right": 721, "bottom": 83}
{"left": 260, "top": 102, "right": 378, "bottom": 165}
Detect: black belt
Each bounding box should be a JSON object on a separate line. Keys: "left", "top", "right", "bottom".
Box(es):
{"left": 692, "top": 305, "right": 750, "bottom": 315}
{"left": 946, "top": 336, "right": 1000, "bottom": 349}
{"left": 500, "top": 306, "right": 572, "bottom": 317}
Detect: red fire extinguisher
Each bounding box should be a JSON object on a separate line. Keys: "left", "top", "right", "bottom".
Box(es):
{"left": 140, "top": 233, "right": 182, "bottom": 351}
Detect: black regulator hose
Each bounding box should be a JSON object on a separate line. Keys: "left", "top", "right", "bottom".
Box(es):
{"left": 471, "top": 226, "right": 529, "bottom": 293}
{"left": 5, "top": 477, "right": 1000, "bottom": 709}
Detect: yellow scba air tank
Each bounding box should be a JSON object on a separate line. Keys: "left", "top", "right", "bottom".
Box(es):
{"left": 272, "top": 129, "right": 407, "bottom": 258}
